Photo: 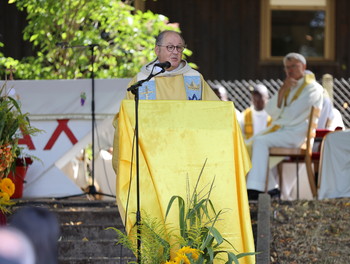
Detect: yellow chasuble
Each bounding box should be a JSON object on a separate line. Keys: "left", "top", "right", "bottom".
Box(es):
{"left": 116, "top": 100, "right": 255, "bottom": 263}
{"left": 126, "top": 74, "right": 219, "bottom": 101}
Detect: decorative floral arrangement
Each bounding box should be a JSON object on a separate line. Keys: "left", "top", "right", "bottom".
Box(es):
{"left": 109, "top": 164, "right": 257, "bottom": 264}
{"left": 0, "top": 177, "right": 15, "bottom": 214}
{"left": 0, "top": 81, "right": 41, "bottom": 213}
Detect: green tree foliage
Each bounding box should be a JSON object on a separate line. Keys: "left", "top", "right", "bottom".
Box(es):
{"left": 0, "top": 0, "right": 191, "bottom": 80}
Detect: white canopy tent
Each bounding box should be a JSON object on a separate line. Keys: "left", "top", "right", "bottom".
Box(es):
{"left": 0, "top": 79, "right": 130, "bottom": 198}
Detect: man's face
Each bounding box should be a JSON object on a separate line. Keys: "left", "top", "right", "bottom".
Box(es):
{"left": 252, "top": 93, "right": 267, "bottom": 111}
{"left": 284, "top": 58, "right": 306, "bottom": 80}
{"left": 155, "top": 32, "right": 184, "bottom": 71}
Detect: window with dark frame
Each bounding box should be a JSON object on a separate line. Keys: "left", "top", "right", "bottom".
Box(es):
{"left": 260, "top": 0, "right": 334, "bottom": 61}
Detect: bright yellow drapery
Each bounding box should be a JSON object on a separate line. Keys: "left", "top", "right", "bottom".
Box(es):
{"left": 116, "top": 100, "right": 255, "bottom": 263}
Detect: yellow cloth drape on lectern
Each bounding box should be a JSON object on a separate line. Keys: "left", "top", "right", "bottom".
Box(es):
{"left": 116, "top": 100, "right": 255, "bottom": 263}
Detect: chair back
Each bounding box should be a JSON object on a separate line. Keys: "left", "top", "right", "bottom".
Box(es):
{"left": 300, "top": 106, "right": 321, "bottom": 157}
{"left": 305, "top": 106, "right": 321, "bottom": 157}
{"left": 299, "top": 106, "right": 320, "bottom": 198}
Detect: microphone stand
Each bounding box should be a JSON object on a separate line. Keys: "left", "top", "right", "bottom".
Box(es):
{"left": 127, "top": 67, "right": 165, "bottom": 263}
{"left": 56, "top": 43, "right": 116, "bottom": 199}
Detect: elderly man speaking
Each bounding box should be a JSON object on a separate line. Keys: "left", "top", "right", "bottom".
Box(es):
{"left": 246, "top": 52, "right": 323, "bottom": 200}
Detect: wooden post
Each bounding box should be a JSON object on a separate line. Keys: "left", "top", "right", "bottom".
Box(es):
{"left": 257, "top": 193, "right": 271, "bottom": 264}
{"left": 322, "top": 73, "right": 334, "bottom": 103}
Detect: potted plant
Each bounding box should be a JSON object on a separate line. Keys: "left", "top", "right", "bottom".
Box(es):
{"left": 108, "top": 165, "right": 257, "bottom": 263}
{"left": 0, "top": 81, "right": 41, "bottom": 222}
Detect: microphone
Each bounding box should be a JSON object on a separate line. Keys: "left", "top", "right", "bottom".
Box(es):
{"left": 154, "top": 61, "right": 171, "bottom": 70}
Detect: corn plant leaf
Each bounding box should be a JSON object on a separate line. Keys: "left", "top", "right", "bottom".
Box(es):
{"left": 235, "top": 252, "right": 259, "bottom": 258}
{"left": 208, "top": 226, "right": 224, "bottom": 245}
{"left": 226, "top": 251, "right": 240, "bottom": 264}
{"left": 200, "top": 232, "right": 214, "bottom": 250}
{"left": 165, "top": 195, "right": 186, "bottom": 238}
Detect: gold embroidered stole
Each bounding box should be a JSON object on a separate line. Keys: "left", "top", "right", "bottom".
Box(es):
{"left": 243, "top": 108, "right": 272, "bottom": 139}
{"left": 284, "top": 73, "right": 315, "bottom": 106}
{"left": 243, "top": 108, "right": 253, "bottom": 139}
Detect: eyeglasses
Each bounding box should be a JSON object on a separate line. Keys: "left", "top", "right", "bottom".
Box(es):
{"left": 284, "top": 62, "right": 303, "bottom": 70}
{"left": 157, "top": 45, "right": 186, "bottom": 52}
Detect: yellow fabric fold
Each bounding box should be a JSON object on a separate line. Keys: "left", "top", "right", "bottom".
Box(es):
{"left": 116, "top": 100, "right": 255, "bottom": 263}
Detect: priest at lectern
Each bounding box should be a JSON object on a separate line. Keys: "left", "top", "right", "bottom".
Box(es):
{"left": 112, "top": 30, "right": 256, "bottom": 264}
{"left": 124, "top": 30, "right": 219, "bottom": 101}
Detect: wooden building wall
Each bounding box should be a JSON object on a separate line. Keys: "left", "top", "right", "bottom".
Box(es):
{"left": 144, "top": 0, "right": 350, "bottom": 81}
{"left": 0, "top": 1, "right": 33, "bottom": 60}
{"left": 144, "top": 0, "right": 261, "bottom": 80}
{"left": 0, "top": 0, "right": 349, "bottom": 81}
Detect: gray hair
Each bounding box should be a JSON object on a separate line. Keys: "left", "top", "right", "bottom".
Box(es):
{"left": 283, "top": 52, "right": 307, "bottom": 65}
{"left": 155, "top": 30, "right": 185, "bottom": 46}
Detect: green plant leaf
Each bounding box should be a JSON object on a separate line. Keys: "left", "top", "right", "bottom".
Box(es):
{"left": 200, "top": 232, "right": 214, "bottom": 250}
{"left": 235, "top": 251, "right": 260, "bottom": 258}
{"left": 226, "top": 251, "right": 240, "bottom": 264}
{"left": 1, "top": 0, "right": 196, "bottom": 80}
{"left": 165, "top": 195, "right": 186, "bottom": 238}
{"left": 208, "top": 226, "right": 224, "bottom": 245}
{"left": 206, "top": 246, "right": 215, "bottom": 262}
{"left": 108, "top": 160, "right": 257, "bottom": 263}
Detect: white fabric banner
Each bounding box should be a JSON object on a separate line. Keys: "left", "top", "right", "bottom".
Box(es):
{"left": 0, "top": 79, "right": 130, "bottom": 198}
{"left": 318, "top": 129, "right": 350, "bottom": 199}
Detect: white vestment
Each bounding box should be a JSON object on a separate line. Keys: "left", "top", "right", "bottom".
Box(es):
{"left": 318, "top": 130, "right": 350, "bottom": 199}
{"left": 330, "top": 108, "right": 345, "bottom": 130}
{"left": 317, "top": 89, "right": 345, "bottom": 130}
{"left": 235, "top": 109, "right": 242, "bottom": 125}
{"left": 246, "top": 75, "right": 323, "bottom": 192}
{"left": 318, "top": 94, "right": 334, "bottom": 129}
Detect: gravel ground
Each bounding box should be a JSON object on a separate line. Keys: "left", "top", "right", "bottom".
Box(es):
{"left": 269, "top": 198, "right": 350, "bottom": 264}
